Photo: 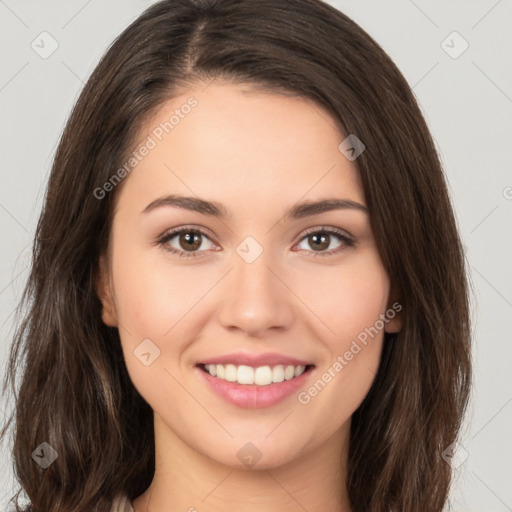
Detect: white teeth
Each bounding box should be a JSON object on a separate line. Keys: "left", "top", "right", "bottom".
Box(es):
{"left": 254, "top": 366, "right": 273, "bottom": 386}
{"left": 294, "top": 365, "right": 306, "bottom": 377}
{"left": 203, "top": 363, "right": 309, "bottom": 386}
{"left": 284, "top": 365, "right": 295, "bottom": 380}
{"left": 272, "top": 365, "right": 284, "bottom": 383}
{"left": 237, "top": 365, "right": 254, "bottom": 385}
{"left": 225, "top": 364, "right": 237, "bottom": 382}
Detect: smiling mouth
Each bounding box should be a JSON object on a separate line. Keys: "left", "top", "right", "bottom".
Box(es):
{"left": 199, "top": 363, "right": 315, "bottom": 386}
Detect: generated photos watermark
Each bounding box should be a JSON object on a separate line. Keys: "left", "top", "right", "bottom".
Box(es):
{"left": 297, "top": 301, "right": 402, "bottom": 405}
{"left": 93, "top": 96, "right": 198, "bottom": 200}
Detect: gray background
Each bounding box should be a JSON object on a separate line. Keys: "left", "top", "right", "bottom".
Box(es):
{"left": 1, "top": 0, "right": 511, "bottom": 510}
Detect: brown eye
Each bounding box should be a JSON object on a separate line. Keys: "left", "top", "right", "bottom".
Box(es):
{"left": 295, "top": 227, "right": 354, "bottom": 257}
{"left": 178, "top": 231, "right": 202, "bottom": 251}
{"left": 307, "top": 233, "right": 331, "bottom": 251}
{"left": 159, "top": 228, "right": 216, "bottom": 258}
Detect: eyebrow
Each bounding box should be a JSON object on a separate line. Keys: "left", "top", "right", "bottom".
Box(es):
{"left": 141, "top": 194, "right": 368, "bottom": 220}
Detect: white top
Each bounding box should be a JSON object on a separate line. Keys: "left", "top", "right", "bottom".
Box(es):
{"left": 111, "top": 493, "right": 134, "bottom": 512}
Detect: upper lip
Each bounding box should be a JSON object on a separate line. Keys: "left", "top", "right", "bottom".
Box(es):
{"left": 198, "top": 352, "right": 314, "bottom": 368}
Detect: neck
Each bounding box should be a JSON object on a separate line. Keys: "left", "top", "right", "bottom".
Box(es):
{"left": 132, "top": 414, "right": 352, "bottom": 512}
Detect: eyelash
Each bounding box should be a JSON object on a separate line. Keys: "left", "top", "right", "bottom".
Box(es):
{"left": 157, "top": 225, "right": 355, "bottom": 259}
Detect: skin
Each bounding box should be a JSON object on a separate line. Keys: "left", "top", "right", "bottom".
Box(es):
{"left": 97, "top": 80, "right": 402, "bottom": 512}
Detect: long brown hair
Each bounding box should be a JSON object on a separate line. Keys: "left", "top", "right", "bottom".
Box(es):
{"left": 1, "top": 0, "right": 471, "bottom": 510}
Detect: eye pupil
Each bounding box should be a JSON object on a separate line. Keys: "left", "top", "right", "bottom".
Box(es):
{"left": 180, "top": 232, "right": 201, "bottom": 251}
{"left": 310, "top": 233, "right": 329, "bottom": 251}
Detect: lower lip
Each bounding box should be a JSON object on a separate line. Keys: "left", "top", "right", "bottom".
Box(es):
{"left": 196, "top": 365, "right": 314, "bottom": 409}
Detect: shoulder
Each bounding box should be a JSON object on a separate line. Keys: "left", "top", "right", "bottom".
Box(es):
{"left": 111, "top": 493, "right": 134, "bottom": 512}
{"left": 9, "top": 493, "right": 134, "bottom": 512}
{"left": 10, "top": 496, "right": 133, "bottom": 512}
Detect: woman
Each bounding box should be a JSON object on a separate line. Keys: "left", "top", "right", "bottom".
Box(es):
{"left": 1, "top": 0, "right": 471, "bottom": 510}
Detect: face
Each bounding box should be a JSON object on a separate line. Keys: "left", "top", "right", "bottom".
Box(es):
{"left": 97, "top": 81, "right": 402, "bottom": 470}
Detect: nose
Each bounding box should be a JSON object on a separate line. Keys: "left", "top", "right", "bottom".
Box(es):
{"left": 217, "top": 246, "right": 295, "bottom": 337}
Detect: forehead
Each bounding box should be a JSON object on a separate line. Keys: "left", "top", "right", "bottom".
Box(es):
{"left": 116, "top": 82, "right": 365, "bottom": 214}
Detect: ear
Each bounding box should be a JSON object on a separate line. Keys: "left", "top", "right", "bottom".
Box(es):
{"left": 384, "top": 284, "right": 403, "bottom": 334}
{"left": 96, "top": 254, "right": 118, "bottom": 327}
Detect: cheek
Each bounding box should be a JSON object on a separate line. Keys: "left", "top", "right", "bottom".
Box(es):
{"left": 293, "top": 253, "right": 389, "bottom": 422}
{"left": 109, "top": 246, "right": 206, "bottom": 414}
{"left": 293, "top": 251, "right": 390, "bottom": 348}
{"left": 111, "top": 239, "right": 211, "bottom": 341}
{"left": 108, "top": 238, "right": 207, "bottom": 387}
{"left": 335, "top": 266, "right": 389, "bottom": 346}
